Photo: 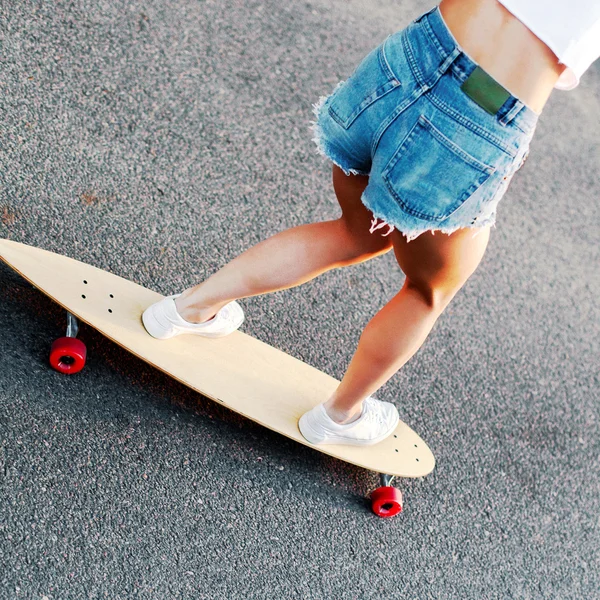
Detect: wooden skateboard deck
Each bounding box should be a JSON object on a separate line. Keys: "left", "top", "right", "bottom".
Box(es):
{"left": 0, "top": 239, "right": 435, "bottom": 515}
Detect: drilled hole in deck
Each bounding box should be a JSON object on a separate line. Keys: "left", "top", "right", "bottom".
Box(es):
{"left": 81, "top": 295, "right": 86, "bottom": 299}
{"left": 83, "top": 280, "right": 88, "bottom": 284}
{"left": 108, "top": 309, "right": 113, "bottom": 313}
{"left": 109, "top": 294, "right": 114, "bottom": 298}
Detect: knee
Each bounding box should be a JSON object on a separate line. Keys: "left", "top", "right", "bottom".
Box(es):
{"left": 405, "top": 278, "right": 461, "bottom": 312}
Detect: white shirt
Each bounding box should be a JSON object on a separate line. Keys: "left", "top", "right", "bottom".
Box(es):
{"left": 496, "top": 0, "right": 600, "bottom": 90}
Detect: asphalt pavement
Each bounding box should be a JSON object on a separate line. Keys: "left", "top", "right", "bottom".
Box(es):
{"left": 1, "top": 0, "right": 599, "bottom": 598}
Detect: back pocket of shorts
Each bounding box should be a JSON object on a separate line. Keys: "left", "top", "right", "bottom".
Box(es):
{"left": 329, "top": 42, "right": 401, "bottom": 130}
{"left": 382, "top": 115, "right": 496, "bottom": 221}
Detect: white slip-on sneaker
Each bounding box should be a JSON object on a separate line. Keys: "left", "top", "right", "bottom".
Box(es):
{"left": 142, "top": 294, "right": 244, "bottom": 340}
{"left": 298, "top": 396, "right": 399, "bottom": 446}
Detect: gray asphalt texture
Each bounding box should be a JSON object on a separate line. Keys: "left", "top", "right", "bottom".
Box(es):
{"left": 1, "top": 0, "right": 599, "bottom": 598}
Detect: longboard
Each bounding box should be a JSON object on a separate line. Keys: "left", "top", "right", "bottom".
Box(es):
{"left": 0, "top": 239, "right": 435, "bottom": 517}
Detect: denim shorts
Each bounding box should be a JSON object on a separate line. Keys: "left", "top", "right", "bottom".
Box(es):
{"left": 311, "top": 4, "right": 540, "bottom": 242}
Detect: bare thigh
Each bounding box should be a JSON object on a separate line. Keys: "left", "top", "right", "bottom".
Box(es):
{"left": 332, "top": 165, "right": 393, "bottom": 255}
{"left": 390, "top": 226, "right": 492, "bottom": 307}
{"left": 332, "top": 162, "right": 490, "bottom": 297}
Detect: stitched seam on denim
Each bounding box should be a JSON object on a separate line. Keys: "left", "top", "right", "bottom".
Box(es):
{"left": 329, "top": 79, "right": 399, "bottom": 130}
{"left": 328, "top": 46, "right": 401, "bottom": 130}
{"left": 385, "top": 167, "right": 491, "bottom": 222}
{"left": 519, "top": 114, "right": 537, "bottom": 135}
{"left": 511, "top": 122, "right": 528, "bottom": 136}
{"left": 328, "top": 97, "right": 347, "bottom": 128}
{"left": 432, "top": 48, "right": 462, "bottom": 93}
{"left": 420, "top": 116, "right": 494, "bottom": 174}
{"left": 313, "top": 113, "right": 367, "bottom": 174}
{"left": 498, "top": 99, "right": 522, "bottom": 128}
{"left": 382, "top": 119, "right": 419, "bottom": 177}
{"left": 506, "top": 99, "right": 531, "bottom": 128}
{"left": 370, "top": 32, "right": 427, "bottom": 156}
{"left": 424, "top": 89, "right": 516, "bottom": 158}
{"left": 403, "top": 24, "right": 425, "bottom": 88}
{"left": 371, "top": 86, "right": 424, "bottom": 157}
{"left": 421, "top": 12, "right": 447, "bottom": 63}
{"left": 486, "top": 172, "right": 512, "bottom": 211}
{"left": 381, "top": 118, "right": 492, "bottom": 221}
{"left": 508, "top": 117, "right": 529, "bottom": 136}
{"left": 379, "top": 39, "right": 398, "bottom": 82}
{"left": 403, "top": 22, "right": 456, "bottom": 96}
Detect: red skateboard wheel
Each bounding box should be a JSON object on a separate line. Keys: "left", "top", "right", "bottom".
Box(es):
{"left": 370, "top": 486, "right": 403, "bottom": 518}
{"left": 49, "top": 337, "right": 87, "bottom": 375}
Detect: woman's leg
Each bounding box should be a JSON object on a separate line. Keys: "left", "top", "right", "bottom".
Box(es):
{"left": 175, "top": 165, "right": 393, "bottom": 323}
{"left": 324, "top": 224, "right": 492, "bottom": 424}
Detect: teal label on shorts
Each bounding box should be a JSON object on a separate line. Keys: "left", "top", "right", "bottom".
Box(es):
{"left": 461, "top": 66, "right": 511, "bottom": 115}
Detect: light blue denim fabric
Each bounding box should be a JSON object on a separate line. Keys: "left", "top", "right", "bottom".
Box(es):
{"left": 312, "top": 4, "right": 539, "bottom": 241}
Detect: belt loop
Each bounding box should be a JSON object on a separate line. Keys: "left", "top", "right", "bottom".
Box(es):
{"left": 439, "top": 47, "right": 461, "bottom": 75}
{"left": 498, "top": 98, "right": 522, "bottom": 126}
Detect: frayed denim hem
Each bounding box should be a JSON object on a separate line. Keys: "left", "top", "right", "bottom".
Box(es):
{"left": 360, "top": 191, "right": 496, "bottom": 243}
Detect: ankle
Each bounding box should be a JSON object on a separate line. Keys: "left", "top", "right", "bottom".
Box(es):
{"left": 174, "top": 294, "right": 219, "bottom": 324}
{"left": 323, "top": 399, "right": 363, "bottom": 425}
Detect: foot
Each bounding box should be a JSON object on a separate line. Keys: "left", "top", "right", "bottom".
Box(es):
{"left": 173, "top": 295, "right": 220, "bottom": 324}
{"left": 142, "top": 294, "right": 244, "bottom": 339}
{"left": 298, "top": 397, "right": 399, "bottom": 446}
{"left": 322, "top": 403, "right": 363, "bottom": 425}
